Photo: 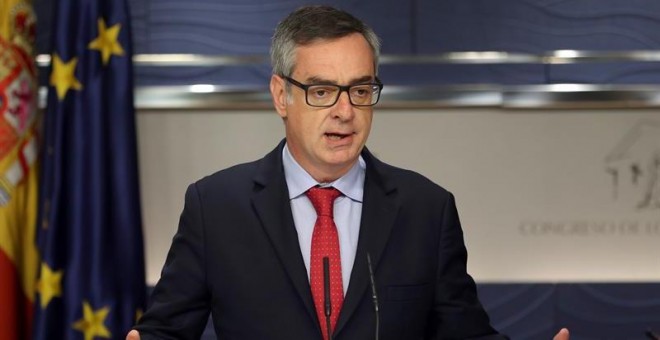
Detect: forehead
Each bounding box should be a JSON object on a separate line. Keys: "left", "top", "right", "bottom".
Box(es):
{"left": 292, "top": 33, "right": 375, "bottom": 82}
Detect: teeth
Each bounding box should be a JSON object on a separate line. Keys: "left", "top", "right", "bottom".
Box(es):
{"left": 328, "top": 134, "right": 342, "bottom": 140}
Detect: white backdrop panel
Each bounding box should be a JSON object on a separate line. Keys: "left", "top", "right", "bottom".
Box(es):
{"left": 137, "top": 109, "right": 660, "bottom": 285}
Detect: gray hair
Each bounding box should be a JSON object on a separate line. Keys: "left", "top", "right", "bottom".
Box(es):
{"left": 270, "top": 5, "right": 381, "bottom": 78}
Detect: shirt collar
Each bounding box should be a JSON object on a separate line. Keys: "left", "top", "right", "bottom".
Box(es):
{"left": 282, "top": 143, "right": 365, "bottom": 202}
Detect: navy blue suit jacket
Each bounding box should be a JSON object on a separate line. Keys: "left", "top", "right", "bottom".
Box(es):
{"left": 136, "top": 140, "right": 505, "bottom": 339}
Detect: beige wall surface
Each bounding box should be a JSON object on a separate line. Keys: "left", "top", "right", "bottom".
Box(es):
{"left": 137, "top": 109, "right": 660, "bottom": 285}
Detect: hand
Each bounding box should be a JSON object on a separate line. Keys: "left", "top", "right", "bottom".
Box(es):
{"left": 126, "top": 330, "right": 140, "bottom": 340}
{"left": 553, "top": 328, "right": 569, "bottom": 340}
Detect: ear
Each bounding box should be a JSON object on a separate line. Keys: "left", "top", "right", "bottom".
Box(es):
{"left": 270, "top": 74, "right": 288, "bottom": 118}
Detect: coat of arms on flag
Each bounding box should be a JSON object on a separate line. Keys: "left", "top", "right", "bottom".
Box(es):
{"left": 0, "top": 2, "right": 38, "bottom": 204}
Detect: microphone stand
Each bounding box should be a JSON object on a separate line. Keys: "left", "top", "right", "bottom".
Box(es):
{"left": 367, "top": 253, "right": 380, "bottom": 340}
{"left": 323, "top": 257, "right": 333, "bottom": 340}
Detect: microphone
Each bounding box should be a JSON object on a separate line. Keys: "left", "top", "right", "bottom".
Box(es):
{"left": 323, "top": 257, "right": 332, "bottom": 340}
{"left": 367, "top": 253, "right": 380, "bottom": 340}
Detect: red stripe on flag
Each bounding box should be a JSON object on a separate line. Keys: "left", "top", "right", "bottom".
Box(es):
{"left": 0, "top": 249, "right": 32, "bottom": 340}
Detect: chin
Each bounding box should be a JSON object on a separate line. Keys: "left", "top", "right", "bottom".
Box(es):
{"left": 325, "top": 152, "right": 359, "bottom": 167}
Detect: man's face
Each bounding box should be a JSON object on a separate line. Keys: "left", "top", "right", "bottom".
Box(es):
{"left": 270, "top": 33, "right": 376, "bottom": 182}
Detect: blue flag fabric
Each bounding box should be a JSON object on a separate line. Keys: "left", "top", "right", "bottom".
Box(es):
{"left": 33, "top": 0, "right": 146, "bottom": 339}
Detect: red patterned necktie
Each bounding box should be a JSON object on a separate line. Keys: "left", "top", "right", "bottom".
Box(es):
{"left": 307, "top": 186, "right": 344, "bottom": 340}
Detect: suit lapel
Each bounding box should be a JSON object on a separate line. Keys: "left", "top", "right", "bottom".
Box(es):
{"left": 334, "top": 148, "right": 399, "bottom": 336}
{"left": 251, "top": 141, "right": 318, "bottom": 327}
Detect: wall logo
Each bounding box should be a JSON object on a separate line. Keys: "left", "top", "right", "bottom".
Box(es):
{"left": 605, "top": 120, "right": 660, "bottom": 210}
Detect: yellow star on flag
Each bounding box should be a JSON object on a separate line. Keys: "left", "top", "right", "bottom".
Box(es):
{"left": 72, "top": 301, "right": 112, "bottom": 340}
{"left": 88, "top": 18, "right": 125, "bottom": 65}
{"left": 50, "top": 54, "right": 83, "bottom": 100}
{"left": 35, "top": 262, "right": 63, "bottom": 309}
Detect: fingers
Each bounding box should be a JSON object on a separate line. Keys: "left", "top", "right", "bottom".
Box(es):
{"left": 553, "top": 328, "right": 570, "bottom": 340}
{"left": 126, "top": 329, "right": 140, "bottom": 340}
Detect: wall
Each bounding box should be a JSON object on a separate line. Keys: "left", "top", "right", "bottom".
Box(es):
{"left": 137, "top": 108, "right": 660, "bottom": 286}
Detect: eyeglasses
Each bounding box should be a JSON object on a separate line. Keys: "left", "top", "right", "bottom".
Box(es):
{"left": 283, "top": 76, "right": 383, "bottom": 107}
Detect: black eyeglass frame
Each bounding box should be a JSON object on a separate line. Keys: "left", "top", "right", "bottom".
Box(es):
{"left": 283, "top": 76, "right": 384, "bottom": 107}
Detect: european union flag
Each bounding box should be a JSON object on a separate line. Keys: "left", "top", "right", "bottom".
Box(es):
{"left": 33, "top": 0, "right": 146, "bottom": 339}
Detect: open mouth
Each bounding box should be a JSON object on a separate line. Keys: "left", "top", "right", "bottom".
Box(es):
{"left": 325, "top": 132, "right": 351, "bottom": 140}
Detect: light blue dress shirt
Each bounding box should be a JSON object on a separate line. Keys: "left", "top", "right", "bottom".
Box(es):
{"left": 282, "top": 144, "right": 365, "bottom": 293}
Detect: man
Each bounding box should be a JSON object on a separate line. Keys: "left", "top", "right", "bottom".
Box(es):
{"left": 129, "top": 5, "right": 570, "bottom": 340}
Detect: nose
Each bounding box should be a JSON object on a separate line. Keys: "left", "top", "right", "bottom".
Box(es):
{"left": 333, "top": 90, "right": 355, "bottom": 121}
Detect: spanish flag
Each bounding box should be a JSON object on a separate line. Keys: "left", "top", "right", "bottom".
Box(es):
{"left": 0, "top": 0, "right": 39, "bottom": 339}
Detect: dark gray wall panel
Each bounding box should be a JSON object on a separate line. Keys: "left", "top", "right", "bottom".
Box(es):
{"left": 35, "top": 0, "right": 660, "bottom": 86}
{"left": 416, "top": 0, "right": 660, "bottom": 52}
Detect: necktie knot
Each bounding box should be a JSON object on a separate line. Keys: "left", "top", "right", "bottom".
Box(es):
{"left": 306, "top": 187, "right": 341, "bottom": 217}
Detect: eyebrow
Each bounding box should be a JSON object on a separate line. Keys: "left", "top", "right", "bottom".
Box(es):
{"left": 304, "top": 75, "right": 375, "bottom": 86}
